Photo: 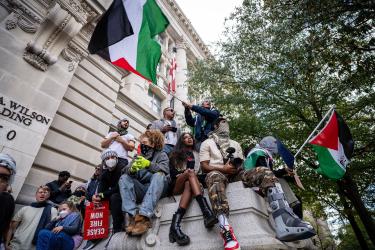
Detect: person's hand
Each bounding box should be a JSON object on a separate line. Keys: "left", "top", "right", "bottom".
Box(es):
{"left": 5, "top": 244, "right": 12, "bottom": 250}
{"left": 92, "top": 194, "right": 101, "bottom": 204}
{"left": 161, "top": 125, "right": 172, "bottom": 133}
{"left": 222, "top": 162, "right": 237, "bottom": 175}
{"left": 182, "top": 102, "right": 192, "bottom": 109}
{"left": 52, "top": 226, "right": 64, "bottom": 233}
{"left": 59, "top": 181, "right": 68, "bottom": 191}
{"left": 285, "top": 167, "right": 295, "bottom": 176}
{"left": 130, "top": 156, "right": 151, "bottom": 173}
{"left": 115, "top": 136, "right": 124, "bottom": 143}
{"left": 111, "top": 132, "right": 120, "bottom": 139}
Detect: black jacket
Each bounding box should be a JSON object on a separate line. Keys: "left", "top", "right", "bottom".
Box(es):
{"left": 97, "top": 165, "right": 123, "bottom": 200}
{"left": 46, "top": 180, "right": 72, "bottom": 204}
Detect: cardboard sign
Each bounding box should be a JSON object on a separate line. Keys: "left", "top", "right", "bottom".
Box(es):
{"left": 83, "top": 201, "right": 110, "bottom": 240}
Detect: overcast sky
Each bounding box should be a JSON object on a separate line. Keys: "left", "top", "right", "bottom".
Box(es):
{"left": 174, "top": 0, "right": 243, "bottom": 47}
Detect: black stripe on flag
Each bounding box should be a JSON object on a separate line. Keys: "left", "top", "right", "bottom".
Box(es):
{"left": 336, "top": 111, "right": 354, "bottom": 160}
{"left": 88, "top": 0, "right": 134, "bottom": 55}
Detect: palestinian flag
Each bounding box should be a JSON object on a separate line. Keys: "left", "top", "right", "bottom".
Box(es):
{"left": 88, "top": 0, "right": 169, "bottom": 83}
{"left": 309, "top": 110, "right": 354, "bottom": 180}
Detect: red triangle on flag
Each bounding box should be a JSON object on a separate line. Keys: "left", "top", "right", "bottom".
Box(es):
{"left": 309, "top": 111, "right": 339, "bottom": 150}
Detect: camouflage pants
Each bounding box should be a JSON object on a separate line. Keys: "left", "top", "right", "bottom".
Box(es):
{"left": 205, "top": 171, "right": 229, "bottom": 216}
{"left": 241, "top": 167, "right": 279, "bottom": 196}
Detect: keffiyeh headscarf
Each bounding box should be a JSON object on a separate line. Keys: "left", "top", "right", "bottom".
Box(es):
{"left": 0, "top": 153, "right": 16, "bottom": 184}
{"left": 209, "top": 121, "right": 231, "bottom": 157}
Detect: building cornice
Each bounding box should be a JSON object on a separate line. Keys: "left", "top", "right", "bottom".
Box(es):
{"left": 159, "top": 0, "right": 210, "bottom": 59}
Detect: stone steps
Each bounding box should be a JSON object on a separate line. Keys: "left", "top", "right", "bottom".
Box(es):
{"left": 81, "top": 181, "right": 316, "bottom": 250}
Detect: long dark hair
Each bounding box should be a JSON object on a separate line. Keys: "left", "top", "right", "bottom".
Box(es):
{"left": 0, "top": 192, "right": 15, "bottom": 241}
{"left": 169, "top": 132, "right": 196, "bottom": 168}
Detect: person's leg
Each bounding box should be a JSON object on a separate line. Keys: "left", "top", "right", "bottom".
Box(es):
{"left": 206, "top": 171, "right": 239, "bottom": 250}
{"left": 36, "top": 229, "right": 53, "bottom": 250}
{"left": 110, "top": 193, "right": 124, "bottom": 233}
{"left": 119, "top": 174, "right": 146, "bottom": 217}
{"left": 132, "top": 172, "right": 167, "bottom": 235}
{"left": 242, "top": 167, "right": 315, "bottom": 242}
{"left": 187, "top": 171, "right": 217, "bottom": 228}
{"left": 119, "top": 173, "right": 147, "bottom": 234}
{"left": 169, "top": 181, "right": 191, "bottom": 245}
{"left": 54, "top": 232, "right": 74, "bottom": 250}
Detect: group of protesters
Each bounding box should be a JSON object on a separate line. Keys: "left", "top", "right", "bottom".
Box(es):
{"left": 0, "top": 99, "right": 315, "bottom": 250}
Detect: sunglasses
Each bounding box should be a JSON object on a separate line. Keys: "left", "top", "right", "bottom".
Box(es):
{"left": 166, "top": 109, "right": 174, "bottom": 112}
{"left": 0, "top": 173, "right": 11, "bottom": 182}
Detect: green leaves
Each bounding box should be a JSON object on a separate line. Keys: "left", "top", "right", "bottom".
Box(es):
{"left": 188, "top": 0, "right": 375, "bottom": 234}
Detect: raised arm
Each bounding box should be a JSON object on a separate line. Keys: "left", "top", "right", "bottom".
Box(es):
{"left": 191, "top": 105, "right": 220, "bottom": 121}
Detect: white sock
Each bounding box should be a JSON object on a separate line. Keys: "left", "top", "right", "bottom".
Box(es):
{"left": 218, "top": 214, "right": 229, "bottom": 227}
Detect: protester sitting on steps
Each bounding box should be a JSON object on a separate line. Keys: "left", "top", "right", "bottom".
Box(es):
{"left": 36, "top": 201, "right": 82, "bottom": 250}
{"left": 85, "top": 165, "right": 101, "bottom": 202}
{"left": 242, "top": 136, "right": 316, "bottom": 242}
{"left": 6, "top": 186, "right": 57, "bottom": 250}
{"left": 46, "top": 171, "right": 72, "bottom": 205}
{"left": 119, "top": 130, "right": 169, "bottom": 236}
{"left": 101, "top": 117, "right": 135, "bottom": 168}
{"left": 0, "top": 154, "right": 16, "bottom": 250}
{"left": 199, "top": 117, "right": 244, "bottom": 250}
{"left": 168, "top": 132, "right": 217, "bottom": 246}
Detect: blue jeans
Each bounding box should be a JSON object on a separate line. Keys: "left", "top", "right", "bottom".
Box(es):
{"left": 162, "top": 144, "right": 174, "bottom": 154}
{"left": 36, "top": 229, "right": 74, "bottom": 250}
{"left": 119, "top": 169, "right": 168, "bottom": 218}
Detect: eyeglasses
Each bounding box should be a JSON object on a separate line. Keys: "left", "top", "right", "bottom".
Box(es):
{"left": 0, "top": 173, "right": 11, "bottom": 182}
{"left": 166, "top": 109, "right": 174, "bottom": 112}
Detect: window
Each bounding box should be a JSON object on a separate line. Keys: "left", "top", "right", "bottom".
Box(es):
{"left": 148, "top": 89, "right": 162, "bottom": 114}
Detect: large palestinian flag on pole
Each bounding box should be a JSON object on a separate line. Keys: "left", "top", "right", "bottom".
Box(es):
{"left": 309, "top": 110, "right": 354, "bottom": 180}
{"left": 88, "top": 0, "right": 169, "bottom": 83}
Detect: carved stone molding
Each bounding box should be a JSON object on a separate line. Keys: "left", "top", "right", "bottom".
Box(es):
{"left": 175, "top": 36, "right": 189, "bottom": 50}
{"left": 22, "top": 0, "right": 98, "bottom": 71}
{"left": 61, "top": 41, "right": 88, "bottom": 71}
{"left": 5, "top": 0, "right": 43, "bottom": 33}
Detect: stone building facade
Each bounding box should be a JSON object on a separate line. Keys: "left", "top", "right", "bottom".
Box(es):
{"left": 0, "top": 0, "right": 209, "bottom": 204}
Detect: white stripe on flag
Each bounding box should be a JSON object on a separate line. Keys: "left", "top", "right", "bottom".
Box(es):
{"left": 108, "top": 0, "right": 146, "bottom": 67}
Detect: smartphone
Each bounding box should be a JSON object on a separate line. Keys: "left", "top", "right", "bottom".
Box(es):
{"left": 68, "top": 180, "right": 73, "bottom": 184}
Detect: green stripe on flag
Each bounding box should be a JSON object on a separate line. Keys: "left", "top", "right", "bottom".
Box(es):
{"left": 137, "top": 0, "right": 169, "bottom": 83}
{"left": 312, "top": 145, "right": 345, "bottom": 180}
{"left": 244, "top": 149, "right": 267, "bottom": 171}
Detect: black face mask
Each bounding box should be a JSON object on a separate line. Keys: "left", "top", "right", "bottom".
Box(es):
{"left": 73, "top": 190, "right": 86, "bottom": 197}
{"left": 140, "top": 144, "right": 152, "bottom": 155}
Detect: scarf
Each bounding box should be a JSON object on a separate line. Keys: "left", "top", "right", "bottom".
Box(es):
{"left": 209, "top": 122, "right": 231, "bottom": 159}
{"left": 56, "top": 212, "right": 80, "bottom": 228}
{"left": 31, "top": 201, "right": 52, "bottom": 245}
{"left": 117, "top": 127, "right": 128, "bottom": 136}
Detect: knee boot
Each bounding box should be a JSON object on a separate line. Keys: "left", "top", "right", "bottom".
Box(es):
{"left": 196, "top": 195, "right": 218, "bottom": 228}
{"left": 169, "top": 211, "right": 190, "bottom": 245}
{"left": 268, "top": 183, "right": 316, "bottom": 242}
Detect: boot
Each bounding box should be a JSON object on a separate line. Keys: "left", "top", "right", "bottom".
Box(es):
{"left": 169, "top": 212, "right": 190, "bottom": 245}
{"left": 126, "top": 215, "right": 135, "bottom": 235}
{"left": 268, "top": 184, "right": 316, "bottom": 242}
{"left": 132, "top": 214, "right": 151, "bottom": 236}
{"left": 220, "top": 224, "right": 240, "bottom": 250}
{"left": 196, "top": 195, "right": 218, "bottom": 228}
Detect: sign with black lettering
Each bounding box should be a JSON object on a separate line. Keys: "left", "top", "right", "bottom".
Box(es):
{"left": 0, "top": 95, "right": 51, "bottom": 128}
{"left": 84, "top": 201, "right": 110, "bottom": 240}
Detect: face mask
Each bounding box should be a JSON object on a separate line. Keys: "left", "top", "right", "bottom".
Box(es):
{"left": 59, "top": 210, "right": 69, "bottom": 218}
{"left": 105, "top": 159, "right": 117, "bottom": 169}
{"left": 140, "top": 144, "right": 152, "bottom": 155}
{"left": 73, "top": 190, "right": 85, "bottom": 197}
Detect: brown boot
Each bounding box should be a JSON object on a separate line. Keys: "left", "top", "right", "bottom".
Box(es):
{"left": 132, "top": 214, "right": 151, "bottom": 236}
{"left": 126, "top": 216, "right": 135, "bottom": 235}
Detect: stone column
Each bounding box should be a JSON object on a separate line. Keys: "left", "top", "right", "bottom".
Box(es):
{"left": 174, "top": 36, "right": 188, "bottom": 126}
{"left": 0, "top": 0, "right": 96, "bottom": 198}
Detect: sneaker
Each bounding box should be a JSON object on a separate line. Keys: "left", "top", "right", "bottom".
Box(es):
{"left": 220, "top": 225, "right": 240, "bottom": 250}
{"left": 82, "top": 239, "right": 100, "bottom": 250}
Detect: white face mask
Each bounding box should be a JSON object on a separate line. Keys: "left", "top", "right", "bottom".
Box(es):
{"left": 59, "top": 210, "right": 69, "bottom": 218}
{"left": 105, "top": 159, "right": 117, "bottom": 169}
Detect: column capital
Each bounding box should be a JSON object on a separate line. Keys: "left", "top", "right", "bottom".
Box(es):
{"left": 175, "top": 36, "right": 189, "bottom": 50}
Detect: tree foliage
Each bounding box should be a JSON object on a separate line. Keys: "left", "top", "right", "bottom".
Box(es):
{"left": 188, "top": 0, "right": 375, "bottom": 238}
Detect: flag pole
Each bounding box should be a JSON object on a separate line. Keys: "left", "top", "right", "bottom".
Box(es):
{"left": 294, "top": 105, "right": 336, "bottom": 159}
{"left": 148, "top": 80, "right": 186, "bottom": 103}
{"left": 292, "top": 105, "right": 335, "bottom": 190}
